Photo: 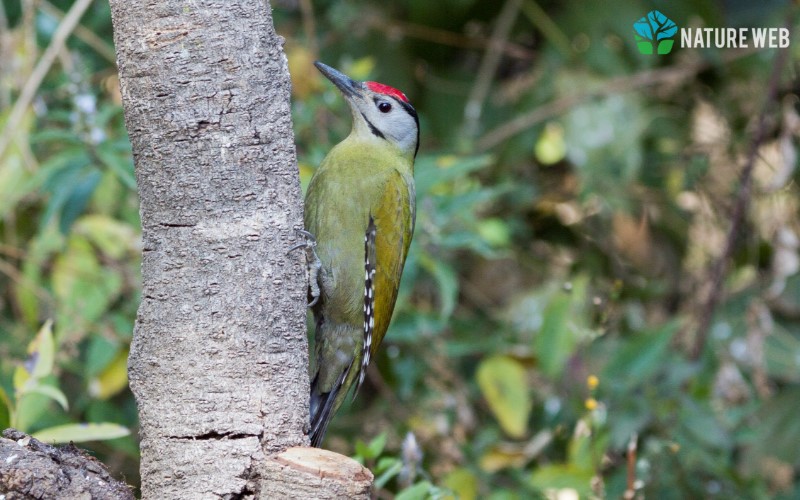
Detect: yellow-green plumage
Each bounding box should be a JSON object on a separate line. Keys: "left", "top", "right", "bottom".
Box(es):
{"left": 306, "top": 62, "right": 417, "bottom": 447}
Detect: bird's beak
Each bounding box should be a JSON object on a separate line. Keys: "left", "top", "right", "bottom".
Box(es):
{"left": 314, "top": 61, "right": 364, "bottom": 99}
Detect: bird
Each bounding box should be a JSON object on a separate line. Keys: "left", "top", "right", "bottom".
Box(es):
{"left": 303, "top": 61, "right": 418, "bottom": 447}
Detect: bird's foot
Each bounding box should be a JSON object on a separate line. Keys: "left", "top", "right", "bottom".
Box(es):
{"left": 288, "top": 229, "right": 322, "bottom": 307}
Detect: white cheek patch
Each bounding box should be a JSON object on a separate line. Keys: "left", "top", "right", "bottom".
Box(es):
{"left": 359, "top": 95, "right": 419, "bottom": 157}
{"left": 381, "top": 116, "right": 416, "bottom": 153}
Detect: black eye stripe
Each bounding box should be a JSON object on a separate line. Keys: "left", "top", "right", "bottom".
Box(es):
{"left": 360, "top": 112, "right": 385, "bottom": 139}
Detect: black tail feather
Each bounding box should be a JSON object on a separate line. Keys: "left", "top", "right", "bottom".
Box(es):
{"left": 309, "top": 368, "right": 348, "bottom": 447}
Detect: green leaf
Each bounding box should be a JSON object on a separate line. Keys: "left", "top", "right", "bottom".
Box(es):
{"left": 536, "top": 291, "right": 572, "bottom": 378}
{"left": 39, "top": 154, "right": 91, "bottom": 229}
{"left": 477, "top": 355, "right": 531, "bottom": 439}
{"left": 531, "top": 420, "right": 599, "bottom": 495}
{"left": 13, "top": 365, "right": 29, "bottom": 393}
{"left": 0, "top": 386, "right": 12, "bottom": 429}
{"left": 88, "top": 349, "right": 129, "bottom": 400}
{"left": 96, "top": 142, "right": 136, "bottom": 189}
{"left": 415, "top": 155, "right": 493, "bottom": 196}
{"left": 479, "top": 443, "right": 528, "bottom": 472}
{"left": 59, "top": 169, "right": 102, "bottom": 233}
{"left": 26, "top": 384, "right": 69, "bottom": 411}
{"left": 534, "top": 122, "right": 567, "bottom": 165}
{"left": 476, "top": 218, "right": 511, "bottom": 248}
{"left": 443, "top": 467, "right": 479, "bottom": 500}
{"left": 14, "top": 227, "right": 65, "bottom": 328}
{"left": 86, "top": 335, "right": 121, "bottom": 377}
{"left": 32, "top": 422, "right": 130, "bottom": 444}
{"left": 52, "top": 235, "right": 123, "bottom": 340}
{"left": 74, "top": 214, "right": 137, "bottom": 260}
{"left": 529, "top": 463, "right": 593, "bottom": 496}
{"left": 353, "top": 442, "right": 368, "bottom": 462}
{"left": 487, "top": 491, "right": 523, "bottom": 500}
{"left": 374, "top": 457, "right": 403, "bottom": 490}
{"left": 420, "top": 255, "right": 458, "bottom": 320}
{"left": 680, "top": 400, "right": 731, "bottom": 451}
{"left": 0, "top": 150, "right": 43, "bottom": 218}
{"left": 603, "top": 321, "right": 678, "bottom": 387}
{"left": 567, "top": 422, "right": 593, "bottom": 471}
{"left": 750, "top": 387, "right": 800, "bottom": 465}
{"left": 14, "top": 392, "right": 55, "bottom": 433}
{"left": 366, "top": 432, "right": 387, "bottom": 458}
{"left": 29, "top": 320, "right": 55, "bottom": 380}
{"left": 764, "top": 322, "right": 800, "bottom": 382}
{"left": 396, "top": 481, "right": 434, "bottom": 500}
{"left": 355, "top": 432, "right": 387, "bottom": 461}
{"left": 536, "top": 277, "right": 588, "bottom": 378}
{"left": 30, "top": 128, "right": 84, "bottom": 144}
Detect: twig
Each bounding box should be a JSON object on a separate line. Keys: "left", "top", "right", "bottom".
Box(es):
{"left": 520, "top": 0, "right": 572, "bottom": 59}
{"left": 476, "top": 47, "right": 762, "bottom": 151}
{"left": 370, "top": 19, "right": 533, "bottom": 61}
{"left": 691, "top": 19, "right": 793, "bottom": 359}
{"left": 298, "top": 0, "right": 318, "bottom": 57}
{"left": 0, "top": 0, "right": 95, "bottom": 160}
{"left": 623, "top": 433, "right": 638, "bottom": 499}
{"left": 0, "top": 0, "right": 7, "bottom": 32}
{"left": 0, "top": 257, "right": 52, "bottom": 304}
{"left": 462, "top": 0, "right": 523, "bottom": 140}
{"left": 22, "top": 0, "right": 37, "bottom": 76}
{"left": 0, "top": 1, "right": 9, "bottom": 108}
{"left": 40, "top": 0, "right": 117, "bottom": 63}
{"left": 0, "top": 242, "right": 25, "bottom": 259}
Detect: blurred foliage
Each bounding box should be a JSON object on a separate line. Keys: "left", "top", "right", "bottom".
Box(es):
{"left": 2, "top": 0, "right": 800, "bottom": 497}
{"left": 0, "top": 0, "right": 140, "bottom": 485}
{"left": 2, "top": 319, "right": 129, "bottom": 443}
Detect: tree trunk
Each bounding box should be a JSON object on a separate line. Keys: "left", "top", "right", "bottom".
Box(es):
{"left": 109, "top": 1, "right": 372, "bottom": 497}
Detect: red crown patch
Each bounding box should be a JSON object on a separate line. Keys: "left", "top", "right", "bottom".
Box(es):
{"left": 365, "top": 81, "right": 409, "bottom": 103}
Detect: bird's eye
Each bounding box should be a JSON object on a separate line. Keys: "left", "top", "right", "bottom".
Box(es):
{"left": 378, "top": 102, "right": 392, "bottom": 113}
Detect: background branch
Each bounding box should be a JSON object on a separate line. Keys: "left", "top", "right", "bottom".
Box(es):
{"left": 0, "top": 0, "right": 94, "bottom": 160}
{"left": 476, "top": 47, "right": 762, "bottom": 151}
{"left": 690, "top": 20, "right": 794, "bottom": 359}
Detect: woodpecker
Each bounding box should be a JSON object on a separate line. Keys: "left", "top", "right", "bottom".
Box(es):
{"left": 304, "top": 61, "right": 418, "bottom": 447}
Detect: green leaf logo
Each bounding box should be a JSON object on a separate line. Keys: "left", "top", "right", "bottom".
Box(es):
{"left": 634, "top": 10, "right": 678, "bottom": 55}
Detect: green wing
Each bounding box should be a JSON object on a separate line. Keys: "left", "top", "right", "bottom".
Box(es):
{"left": 355, "top": 168, "right": 415, "bottom": 393}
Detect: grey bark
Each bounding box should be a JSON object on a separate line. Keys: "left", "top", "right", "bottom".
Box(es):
{"left": 0, "top": 429, "right": 135, "bottom": 499}
{"left": 109, "top": 1, "right": 372, "bottom": 498}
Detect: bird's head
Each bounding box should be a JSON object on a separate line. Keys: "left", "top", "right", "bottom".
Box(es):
{"left": 315, "top": 61, "right": 419, "bottom": 159}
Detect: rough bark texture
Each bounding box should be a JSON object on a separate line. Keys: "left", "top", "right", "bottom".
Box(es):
{"left": 0, "top": 429, "right": 135, "bottom": 499}
{"left": 108, "top": 1, "right": 372, "bottom": 498}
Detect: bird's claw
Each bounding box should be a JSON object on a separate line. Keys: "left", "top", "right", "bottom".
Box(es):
{"left": 289, "top": 228, "right": 322, "bottom": 307}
